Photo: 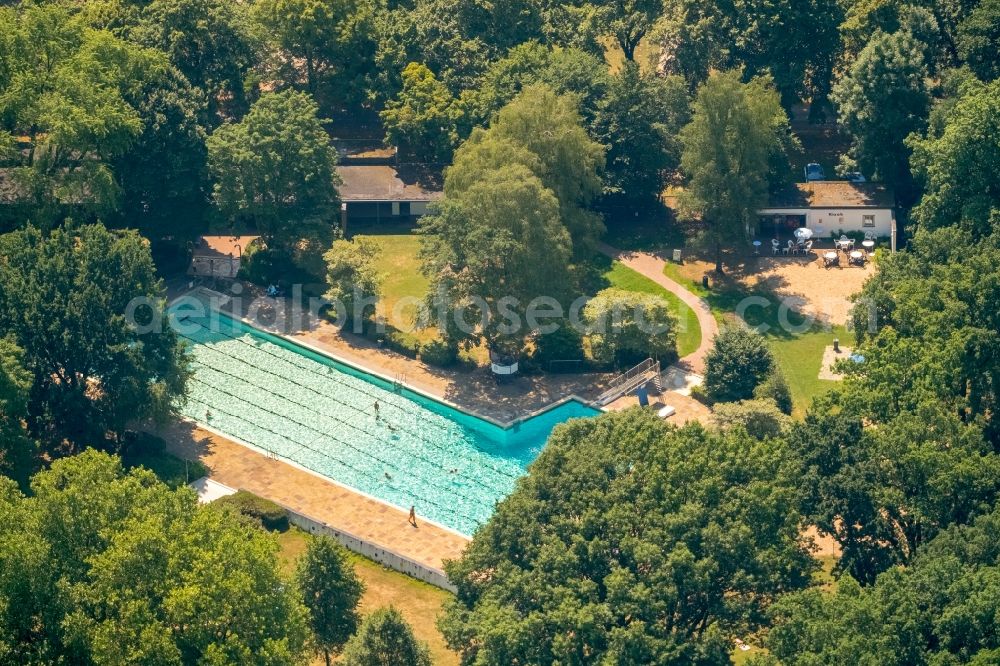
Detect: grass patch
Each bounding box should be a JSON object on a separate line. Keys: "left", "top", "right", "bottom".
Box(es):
{"left": 662, "top": 261, "right": 845, "bottom": 415}
{"left": 354, "top": 232, "right": 436, "bottom": 344}
{"left": 602, "top": 261, "right": 702, "bottom": 358}
{"left": 276, "top": 528, "right": 459, "bottom": 666}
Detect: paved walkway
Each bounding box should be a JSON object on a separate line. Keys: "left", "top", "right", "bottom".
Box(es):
{"left": 159, "top": 421, "right": 469, "bottom": 572}
{"left": 598, "top": 242, "right": 719, "bottom": 374}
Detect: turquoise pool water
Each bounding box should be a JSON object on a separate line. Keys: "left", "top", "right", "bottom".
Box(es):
{"left": 170, "top": 308, "right": 599, "bottom": 535}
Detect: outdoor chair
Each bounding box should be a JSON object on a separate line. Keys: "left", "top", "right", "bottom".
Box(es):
{"left": 804, "top": 240, "right": 813, "bottom": 252}
{"left": 771, "top": 239, "right": 780, "bottom": 255}
{"left": 784, "top": 240, "right": 794, "bottom": 255}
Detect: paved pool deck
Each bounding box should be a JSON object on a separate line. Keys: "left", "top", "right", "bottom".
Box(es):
{"left": 159, "top": 420, "right": 470, "bottom": 573}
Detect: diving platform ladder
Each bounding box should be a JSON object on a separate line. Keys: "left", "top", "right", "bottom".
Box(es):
{"left": 595, "top": 358, "right": 662, "bottom": 406}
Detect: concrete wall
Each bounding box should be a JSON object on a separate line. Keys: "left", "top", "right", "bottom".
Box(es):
{"left": 281, "top": 503, "right": 458, "bottom": 592}
{"left": 759, "top": 207, "right": 894, "bottom": 237}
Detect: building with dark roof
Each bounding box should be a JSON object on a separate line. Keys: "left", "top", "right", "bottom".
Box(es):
{"left": 758, "top": 181, "right": 896, "bottom": 244}
{"left": 336, "top": 164, "right": 443, "bottom": 227}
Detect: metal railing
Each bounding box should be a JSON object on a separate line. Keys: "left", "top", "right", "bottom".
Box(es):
{"left": 595, "top": 358, "right": 660, "bottom": 406}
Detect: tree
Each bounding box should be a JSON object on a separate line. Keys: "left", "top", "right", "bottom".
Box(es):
{"left": 419, "top": 164, "right": 573, "bottom": 352}
{"left": 133, "top": 0, "right": 259, "bottom": 120}
{"left": 753, "top": 368, "right": 793, "bottom": 415}
{"left": 490, "top": 84, "right": 606, "bottom": 254}
{"left": 207, "top": 90, "right": 340, "bottom": 263}
{"left": 380, "top": 63, "right": 466, "bottom": 163}
{"left": 583, "top": 288, "right": 679, "bottom": 366}
{"left": 592, "top": 0, "right": 663, "bottom": 61}
{"left": 0, "top": 337, "right": 35, "bottom": 482}
{"left": 654, "top": 0, "right": 842, "bottom": 110}
{"left": 461, "top": 42, "right": 610, "bottom": 127}
{"left": 342, "top": 607, "right": 431, "bottom": 666}
{"left": 678, "top": 71, "right": 790, "bottom": 273}
{"left": 112, "top": 56, "right": 208, "bottom": 239}
{"left": 440, "top": 409, "right": 813, "bottom": 664}
{"left": 0, "top": 6, "right": 145, "bottom": 230}
{"left": 789, "top": 389, "right": 1000, "bottom": 584}
{"left": 764, "top": 504, "right": 1000, "bottom": 665}
{"left": 252, "top": 0, "right": 375, "bottom": 97}
{"left": 0, "top": 450, "right": 310, "bottom": 664}
{"left": 957, "top": 0, "right": 1000, "bottom": 81}
{"left": 908, "top": 78, "right": 1000, "bottom": 239}
{"left": 831, "top": 29, "right": 930, "bottom": 204}
{"left": 297, "top": 536, "right": 365, "bottom": 665}
{"left": 703, "top": 325, "right": 775, "bottom": 403}
{"left": 323, "top": 238, "right": 384, "bottom": 329}
{"left": 0, "top": 223, "right": 189, "bottom": 452}
{"left": 593, "top": 63, "right": 690, "bottom": 203}
{"left": 712, "top": 398, "right": 790, "bottom": 439}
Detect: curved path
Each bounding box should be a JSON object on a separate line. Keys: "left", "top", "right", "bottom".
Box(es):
{"left": 598, "top": 242, "right": 718, "bottom": 375}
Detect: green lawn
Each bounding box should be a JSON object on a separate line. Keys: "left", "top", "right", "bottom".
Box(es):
{"left": 602, "top": 261, "right": 702, "bottom": 358}
{"left": 354, "top": 232, "right": 434, "bottom": 341}
{"left": 662, "top": 262, "right": 844, "bottom": 415}
{"left": 276, "top": 528, "right": 459, "bottom": 665}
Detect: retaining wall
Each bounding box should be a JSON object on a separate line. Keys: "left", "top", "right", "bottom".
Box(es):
{"left": 279, "top": 502, "right": 457, "bottom": 592}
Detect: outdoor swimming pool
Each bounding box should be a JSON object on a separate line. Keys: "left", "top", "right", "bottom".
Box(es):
{"left": 171, "top": 308, "right": 600, "bottom": 535}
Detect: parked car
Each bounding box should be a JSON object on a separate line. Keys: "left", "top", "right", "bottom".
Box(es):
{"left": 804, "top": 163, "right": 825, "bottom": 181}
{"left": 844, "top": 172, "right": 866, "bottom": 183}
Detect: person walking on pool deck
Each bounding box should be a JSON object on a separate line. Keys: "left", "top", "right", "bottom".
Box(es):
{"left": 374, "top": 400, "right": 380, "bottom": 420}
{"left": 408, "top": 505, "right": 417, "bottom": 527}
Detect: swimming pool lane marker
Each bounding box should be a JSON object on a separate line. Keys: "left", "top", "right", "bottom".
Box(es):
{"left": 178, "top": 326, "right": 523, "bottom": 482}
{"left": 185, "top": 373, "right": 505, "bottom": 521}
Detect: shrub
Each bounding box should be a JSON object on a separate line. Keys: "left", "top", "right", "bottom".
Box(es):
{"left": 583, "top": 288, "right": 678, "bottom": 367}
{"left": 704, "top": 325, "right": 775, "bottom": 403}
{"left": 214, "top": 490, "right": 289, "bottom": 532}
{"left": 342, "top": 606, "right": 431, "bottom": 666}
{"left": 323, "top": 239, "right": 383, "bottom": 327}
{"left": 754, "top": 369, "right": 793, "bottom": 414}
{"left": 532, "top": 322, "right": 585, "bottom": 366}
{"left": 712, "top": 398, "right": 791, "bottom": 439}
{"left": 419, "top": 338, "right": 458, "bottom": 367}
{"left": 381, "top": 329, "right": 421, "bottom": 359}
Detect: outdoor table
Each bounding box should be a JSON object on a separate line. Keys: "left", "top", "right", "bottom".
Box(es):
{"left": 862, "top": 240, "right": 875, "bottom": 250}
{"left": 823, "top": 251, "right": 838, "bottom": 267}
{"left": 752, "top": 240, "right": 762, "bottom": 255}
{"left": 850, "top": 250, "right": 864, "bottom": 265}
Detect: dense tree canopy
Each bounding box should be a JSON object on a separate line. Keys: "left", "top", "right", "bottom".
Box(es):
{"left": 441, "top": 409, "right": 813, "bottom": 664}
{"left": 908, "top": 77, "right": 1000, "bottom": 239}
{"left": 0, "top": 223, "right": 189, "bottom": 453}
{"left": 656, "top": 0, "right": 842, "bottom": 109}
{"left": 380, "top": 62, "right": 466, "bottom": 163}
{"left": 133, "top": 0, "right": 259, "bottom": 120}
{"left": 0, "top": 450, "right": 310, "bottom": 664}
{"left": 764, "top": 504, "right": 1000, "bottom": 665}
{"left": 593, "top": 64, "right": 689, "bottom": 203}
{"left": 832, "top": 29, "right": 930, "bottom": 202}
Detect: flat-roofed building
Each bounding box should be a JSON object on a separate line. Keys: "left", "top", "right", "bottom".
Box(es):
{"left": 336, "top": 164, "right": 442, "bottom": 227}
{"left": 759, "top": 181, "right": 896, "bottom": 247}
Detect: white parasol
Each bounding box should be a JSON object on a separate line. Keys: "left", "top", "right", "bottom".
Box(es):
{"left": 793, "top": 227, "right": 814, "bottom": 240}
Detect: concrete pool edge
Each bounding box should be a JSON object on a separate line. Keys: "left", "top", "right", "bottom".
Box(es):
{"left": 157, "top": 420, "right": 465, "bottom": 591}
{"left": 185, "top": 415, "right": 473, "bottom": 541}
{"left": 170, "top": 289, "right": 602, "bottom": 430}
